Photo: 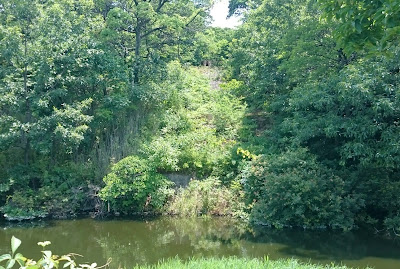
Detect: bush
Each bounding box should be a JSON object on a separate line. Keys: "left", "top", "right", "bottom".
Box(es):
{"left": 0, "top": 161, "right": 97, "bottom": 220}
{"left": 384, "top": 214, "right": 400, "bottom": 235}
{"left": 0, "top": 186, "right": 88, "bottom": 220}
{"left": 99, "top": 155, "right": 173, "bottom": 214}
{"left": 242, "top": 148, "right": 363, "bottom": 230}
{"left": 167, "top": 177, "right": 245, "bottom": 217}
{"left": 1, "top": 191, "right": 48, "bottom": 221}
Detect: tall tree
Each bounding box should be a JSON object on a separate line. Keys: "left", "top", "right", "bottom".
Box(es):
{"left": 100, "top": 0, "right": 209, "bottom": 86}
{"left": 0, "top": 0, "right": 39, "bottom": 165}
{"left": 0, "top": 0, "right": 98, "bottom": 167}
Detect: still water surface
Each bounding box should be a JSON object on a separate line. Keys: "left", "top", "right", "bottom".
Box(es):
{"left": 1, "top": 217, "right": 400, "bottom": 269}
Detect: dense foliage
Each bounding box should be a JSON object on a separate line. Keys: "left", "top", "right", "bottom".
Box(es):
{"left": 1, "top": 0, "right": 399, "bottom": 234}
{"left": 227, "top": 0, "right": 400, "bottom": 231}
{"left": 243, "top": 149, "right": 362, "bottom": 230}
{"left": 0, "top": 0, "right": 233, "bottom": 219}
{"left": 317, "top": 0, "right": 400, "bottom": 52}
{"left": 167, "top": 177, "right": 246, "bottom": 217}
{"left": 99, "top": 155, "right": 172, "bottom": 213}
{"left": 100, "top": 63, "right": 245, "bottom": 214}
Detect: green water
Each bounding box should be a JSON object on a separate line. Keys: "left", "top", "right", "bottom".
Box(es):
{"left": 1, "top": 217, "right": 400, "bottom": 269}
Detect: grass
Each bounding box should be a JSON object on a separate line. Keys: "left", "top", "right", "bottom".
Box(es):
{"left": 133, "top": 257, "right": 369, "bottom": 269}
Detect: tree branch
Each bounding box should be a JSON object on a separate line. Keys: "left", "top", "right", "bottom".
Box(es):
{"left": 156, "top": 0, "right": 169, "bottom": 12}
{"left": 141, "top": 26, "right": 166, "bottom": 38}
{"left": 185, "top": 8, "right": 204, "bottom": 27}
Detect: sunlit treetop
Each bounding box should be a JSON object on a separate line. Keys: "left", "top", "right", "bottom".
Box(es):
{"left": 317, "top": 0, "right": 400, "bottom": 53}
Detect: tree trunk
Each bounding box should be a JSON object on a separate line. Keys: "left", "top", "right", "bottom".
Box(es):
{"left": 23, "top": 31, "right": 31, "bottom": 166}
{"left": 133, "top": 26, "right": 141, "bottom": 85}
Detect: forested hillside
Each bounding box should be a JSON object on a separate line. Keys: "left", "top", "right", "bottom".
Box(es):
{"left": 227, "top": 0, "right": 400, "bottom": 231}
{"left": 0, "top": 0, "right": 399, "bottom": 233}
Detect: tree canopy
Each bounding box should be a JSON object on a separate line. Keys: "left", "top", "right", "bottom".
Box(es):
{"left": 318, "top": 0, "right": 400, "bottom": 52}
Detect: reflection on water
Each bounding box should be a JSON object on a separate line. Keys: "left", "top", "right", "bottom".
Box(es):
{"left": 1, "top": 217, "right": 400, "bottom": 269}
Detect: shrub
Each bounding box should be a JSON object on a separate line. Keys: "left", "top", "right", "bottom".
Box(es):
{"left": 384, "top": 214, "right": 400, "bottom": 235}
{"left": 0, "top": 186, "right": 87, "bottom": 220}
{"left": 99, "top": 155, "right": 173, "bottom": 214}
{"left": 242, "top": 148, "right": 363, "bottom": 230}
{"left": 1, "top": 190, "right": 48, "bottom": 221}
{"left": 167, "top": 177, "right": 245, "bottom": 217}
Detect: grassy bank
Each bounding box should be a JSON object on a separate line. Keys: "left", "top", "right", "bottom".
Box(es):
{"left": 133, "top": 257, "right": 368, "bottom": 269}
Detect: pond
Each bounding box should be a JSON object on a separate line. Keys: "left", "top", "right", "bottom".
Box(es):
{"left": 1, "top": 217, "right": 400, "bottom": 269}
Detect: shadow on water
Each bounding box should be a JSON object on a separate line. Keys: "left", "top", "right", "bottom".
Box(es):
{"left": 1, "top": 217, "right": 400, "bottom": 269}
{"left": 248, "top": 226, "right": 400, "bottom": 261}
{"left": 0, "top": 220, "right": 52, "bottom": 229}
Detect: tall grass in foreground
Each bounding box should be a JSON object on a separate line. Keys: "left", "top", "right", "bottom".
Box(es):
{"left": 133, "top": 257, "right": 370, "bottom": 269}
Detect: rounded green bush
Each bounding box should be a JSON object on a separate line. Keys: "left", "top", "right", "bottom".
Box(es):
{"left": 243, "top": 149, "right": 363, "bottom": 230}
{"left": 99, "top": 155, "right": 172, "bottom": 213}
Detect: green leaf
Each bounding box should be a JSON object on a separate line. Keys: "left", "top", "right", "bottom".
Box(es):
{"left": 5, "top": 259, "right": 15, "bottom": 269}
{"left": 0, "top": 265, "right": 5, "bottom": 269}
{"left": 354, "top": 19, "right": 362, "bottom": 33}
{"left": 0, "top": 255, "right": 11, "bottom": 263}
{"left": 11, "top": 237, "right": 21, "bottom": 255}
{"left": 14, "top": 253, "right": 25, "bottom": 267}
{"left": 13, "top": 254, "right": 23, "bottom": 260}
{"left": 42, "top": 251, "right": 52, "bottom": 259}
{"left": 63, "top": 262, "right": 72, "bottom": 268}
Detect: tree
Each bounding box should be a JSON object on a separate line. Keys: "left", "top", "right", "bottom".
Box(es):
{"left": 100, "top": 0, "right": 209, "bottom": 85}
{"left": 0, "top": 0, "right": 40, "bottom": 165}
{"left": 282, "top": 54, "right": 400, "bottom": 227}
{"left": 227, "top": 0, "right": 262, "bottom": 17}
{"left": 0, "top": 0, "right": 100, "bottom": 163}
{"left": 228, "top": 0, "right": 339, "bottom": 109}
{"left": 228, "top": 0, "right": 400, "bottom": 230}
{"left": 0, "top": 0, "right": 216, "bottom": 219}
{"left": 317, "top": 0, "right": 400, "bottom": 52}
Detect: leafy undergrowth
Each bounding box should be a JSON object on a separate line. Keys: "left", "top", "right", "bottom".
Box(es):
{"left": 166, "top": 177, "right": 246, "bottom": 217}
{"left": 133, "top": 257, "right": 368, "bottom": 269}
